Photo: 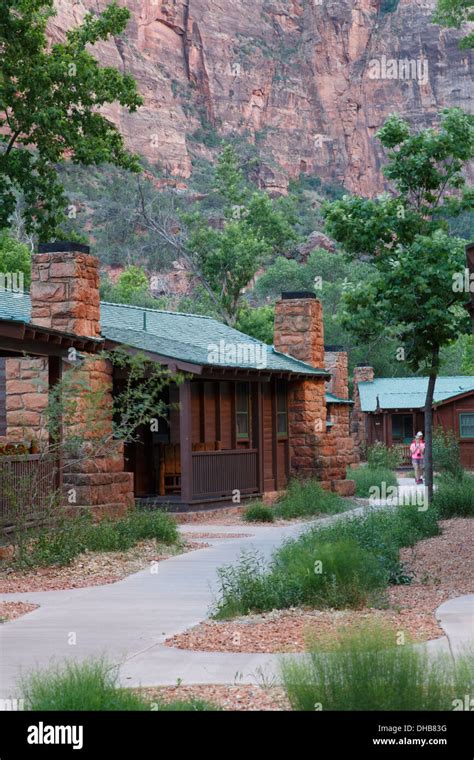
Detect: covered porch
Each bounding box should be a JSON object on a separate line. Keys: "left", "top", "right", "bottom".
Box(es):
{"left": 122, "top": 369, "right": 293, "bottom": 510}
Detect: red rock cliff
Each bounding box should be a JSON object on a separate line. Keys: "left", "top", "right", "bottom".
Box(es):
{"left": 49, "top": 0, "right": 473, "bottom": 194}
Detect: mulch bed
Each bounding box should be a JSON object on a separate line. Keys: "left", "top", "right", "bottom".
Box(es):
{"left": 0, "top": 601, "right": 39, "bottom": 623}
{"left": 135, "top": 684, "right": 290, "bottom": 711}
{"left": 166, "top": 518, "right": 473, "bottom": 653}
{"left": 0, "top": 540, "right": 208, "bottom": 593}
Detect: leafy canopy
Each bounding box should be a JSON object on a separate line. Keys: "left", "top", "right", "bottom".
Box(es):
{"left": 184, "top": 144, "right": 296, "bottom": 325}
{"left": 0, "top": 0, "right": 143, "bottom": 240}
{"left": 323, "top": 108, "right": 474, "bottom": 374}
{"left": 433, "top": 0, "right": 474, "bottom": 49}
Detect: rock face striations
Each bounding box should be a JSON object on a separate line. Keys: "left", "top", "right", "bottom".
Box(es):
{"left": 49, "top": 0, "right": 473, "bottom": 194}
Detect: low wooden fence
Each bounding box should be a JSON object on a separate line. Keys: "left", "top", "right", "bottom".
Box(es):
{"left": 0, "top": 455, "right": 59, "bottom": 532}
{"left": 192, "top": 448, "right": 259, "bottom": 500}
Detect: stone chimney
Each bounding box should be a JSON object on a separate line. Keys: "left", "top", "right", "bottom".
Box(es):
{"left": 352, "top": 363, "right": 374, "bottom": 454}
{"left": 30, "top": 242, "right": 100, "bottom": 338}
{"left": 324, "top": 345, "right": 349, "bottom": 399}
{"left": 274, "top": 291, "right": 325, "bottom": 368}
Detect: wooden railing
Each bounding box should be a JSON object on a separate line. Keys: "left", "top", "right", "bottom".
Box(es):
{"left": 0, "top": 455, "right": 59, "bottom": 531}
{"left": 192, "top": 448, "right": 259, "bottom": 500}
{"left": 393, "top": 444, "right": 411, "bottom": 467}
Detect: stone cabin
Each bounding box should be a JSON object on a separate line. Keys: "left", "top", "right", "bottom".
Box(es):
{"left": 0, "top": 243, "right": 356, "bottom": 518}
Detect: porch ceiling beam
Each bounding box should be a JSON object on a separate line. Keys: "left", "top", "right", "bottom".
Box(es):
{"left": 103, "top": 340, "right": 202, "bottom": 375}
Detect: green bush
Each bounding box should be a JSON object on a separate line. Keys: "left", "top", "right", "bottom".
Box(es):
{"left": 281, "top": 622, "right": 474, "bottom": 711}
{"left": 27, "top": 509, "right": 178, "bottom": 567}
{"left": 274, "top": 478, "right": 348, "bottom": 519}
{"left": 366, "top": 442, "right": 401, "bottom": 470}
{"left": 21, "top": 659, "right": 149, "bottom": 711}
{"left": 433, "top": 472, "right": 474, "bottom": 517}
{"left": 433, "top": 428, "right": 463, "bottom": 479}
{"left": 243, "top": 503, "right": 275, "bottom": 523}
{"left": 212, "top": 503, "right": 440, "bottom": 618}
{"left": 347, "top": 466, "right": 397, "bottom": 498}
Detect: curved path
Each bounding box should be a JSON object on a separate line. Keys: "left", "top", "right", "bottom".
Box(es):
{"left": 0, "top": 497, "right": 472, "bottom": 698}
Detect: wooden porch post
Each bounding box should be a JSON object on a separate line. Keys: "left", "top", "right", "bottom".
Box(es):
{"left": 179, "top": 380, "right": 193, "bottom": 504}
{"left": 252, "top": 382, "right": 264, "bottom": 494}
{"left": 48, "top": 355, "right": 63, "bottom": 494}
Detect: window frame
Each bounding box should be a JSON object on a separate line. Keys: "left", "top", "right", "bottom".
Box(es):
{"left": 235, "top": 382, "right": 250, "bottom": 441}
{"left": 276, "top": 381, "right": 288, "bottom": 439}
{"left": 459, "top": 412, "right": 474, "bottom": 440}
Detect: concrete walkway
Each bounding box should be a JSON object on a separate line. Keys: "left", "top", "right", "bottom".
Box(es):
{"left": 0, "top": 493, "right": 471, "bottom": 697}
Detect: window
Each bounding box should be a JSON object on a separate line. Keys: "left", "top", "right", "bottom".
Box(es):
{"left": 236, "top": 382, "right": 250, "bottom": 440}
{"left": 391, "top": 413, "right": 413, "bottom": 443}
{"left": 276, "top": 381, "right": 288, "bottom": 438}
{"left": 459, "top": 413, "right": 474, "bottom": 439}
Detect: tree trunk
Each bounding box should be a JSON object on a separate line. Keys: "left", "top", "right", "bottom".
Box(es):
{"left": 424, "top": 346, "right": 440, "bottom": 504}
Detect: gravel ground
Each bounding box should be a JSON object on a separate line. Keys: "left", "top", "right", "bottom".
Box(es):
{"left": 166, "top": 518, "right": 473, "bottom": 653}
{"left": 0, "top": 539, "right": 208, "bottom": 593}
{"left": 0, "top": 601, "right": 39, "bottom": 623}
{"left": 135, "top": 684, "right": 291, "bottom": 711}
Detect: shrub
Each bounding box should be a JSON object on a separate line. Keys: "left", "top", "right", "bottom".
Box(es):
{"left": 281, "top": 622, "right": 474, "bottom": 711}
{"left": 274, "top": 478, "right": 347, "bottom": 519}
{"left": 26, "top": 509, "right": 178, "bottom": 567}
{"left": 212, "top": 503, "right": 441, "bottom": 618}
{"left": 347, "top": 466, "right": 397, "bottom": 498}
{"left": 243, "top": 503, "right": 275, "bottom": 523}
{"left": 366, "top": 442, "right": 401, "bottom": 470}
{"left": 21, "top": 659, "right": 149, "bottom": 711}
{"left": 433, "top": 428, "right": 463, "bottom": 479}
{"left": 433, "top": 472, "right": 474, "bottom": 517}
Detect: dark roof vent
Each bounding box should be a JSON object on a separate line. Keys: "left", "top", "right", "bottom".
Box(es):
{"left": 281, "top": 291, "right": 316, "bottom": 300}
{"left": 38, "top": 242, "right": 90, "bottom": 254}
{"left": 325, "top": 344, "right": 344, "bottom": 352}
{"left": 356, "top": 362, "right": 372, "bottom": 367}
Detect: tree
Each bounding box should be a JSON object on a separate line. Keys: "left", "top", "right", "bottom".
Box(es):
{"left": 0, "top": 230, "right": 31, "bottom": 288}
{"left": 0, "top": 0, "right": 143, "bottom": 241}
{"left": 139, "top": 144, "right": 296, "bottom": 326}
{"left": 433, "top": 0, "right": 474, "bottom": 49}
{"left": 323, "top": 108, "right": 474, "bottom": 502}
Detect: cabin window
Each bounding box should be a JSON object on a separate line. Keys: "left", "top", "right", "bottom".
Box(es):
{"left": 391, "top": 413, "right": 413, "bottom": 444}
{"left": 236, "top": 382, "right": 250, "bottom": 440}
{"left": 459, "top": 413, "right": 474, "bottom": 439}
{"left": 276, "top": 381, "right": 288, "bottom": 438}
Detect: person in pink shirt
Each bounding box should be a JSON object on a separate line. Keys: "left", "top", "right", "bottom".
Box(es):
{"left": 410, "top": 431, "right": 425, "bottom": 484}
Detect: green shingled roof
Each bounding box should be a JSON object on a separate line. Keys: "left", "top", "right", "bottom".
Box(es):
{"left": 0, "top": 292, "right": 327, "bottom": 376}
{"left": 358, "top": 376, "right": 474, "bottom": 411}
{"left": 325, "top": 391, "right": 353, "bottom": 405}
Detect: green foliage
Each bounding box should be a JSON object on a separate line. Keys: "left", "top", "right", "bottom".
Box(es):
{"left": 366, "top": 442, "right": 402, "bottom": 470}
{"left": 432, "top": 427, "right": 463, "bottom": 478}
{"left": 0, "top": 230, "right": 31, "bottom": 288}
{"left": 243, "top": 503, "right": 275, "bottom": 522}
{"left": 212, "top": 504, "right": 440, "bottom": 618}
{"left": 235, "top": 303, "right": 275, "bottom": 344}
{"left": 380, "top": 0, "right": 400, "bottom": 12}
{"left": 273, "top": 478, "right": 348, "bottom": 519}
{"left": 281, "top": 622, "right": 474, "bottom": 711}
{"left": 347, "top": 466, "right": 398, "bottom": 498}
{"left": 183, "top": 144, "right": 297, "bottom": 325}
{"left": 21, "top": 658, "right": 149, "bottom": 711}
{"left": 113, "top": 265, "right": 149, "bottom": 302}
{"left": 0, "top": 1, "right": 143, "bottom": 240}
{"left": 433, "top": 0, "right": 474, "bottom": 49}
{"left": 24, "top": 509, "right": 178, "bottom": 568}
{"left": 433, "top": 472, "right": 474, "bottom": 517}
